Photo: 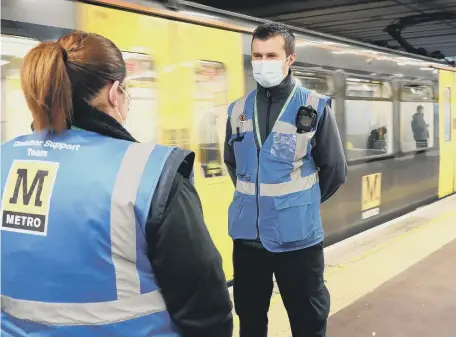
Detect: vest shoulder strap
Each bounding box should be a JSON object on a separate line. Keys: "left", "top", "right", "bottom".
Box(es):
{"left": 146, "top": 147, "right": 195, "bottom": 233}
{"left": 298, "top": 86, "right": 330, "bottom": 113}
{"left": 228, "top": 90, "right": 257, "bottom": 119}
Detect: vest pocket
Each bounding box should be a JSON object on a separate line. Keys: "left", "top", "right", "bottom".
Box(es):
{"left": 228, "top": 191, "right": 244, "bottom": 236}
{"left": 229, "top": 192, "right": 259, "bottom": 239}
{"left": 273, "top": 192, "right": 315, "bottom": 244}
{"left": 271, "top": 133, "right": 297, "bottom": 162}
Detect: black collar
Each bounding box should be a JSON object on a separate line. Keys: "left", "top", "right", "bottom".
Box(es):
{"left": 31, "top": 100, "right": 137, "bottom": 143}
{"left": 71, "top": 99, "right": 137, "bottom": 142}
{"left": 256, "top": 70, "right": 296, "bottom": 102}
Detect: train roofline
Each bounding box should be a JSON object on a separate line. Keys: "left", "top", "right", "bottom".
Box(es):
{"left": 181, "top": 0, "right": 455, "bottom": 69}
{"left": 80, "top": 0, "right": 456, "bottom": 71}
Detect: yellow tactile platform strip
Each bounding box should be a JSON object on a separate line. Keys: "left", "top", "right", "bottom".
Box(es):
{"left": 229, "top": 194, "right": 456, "bottom": 336}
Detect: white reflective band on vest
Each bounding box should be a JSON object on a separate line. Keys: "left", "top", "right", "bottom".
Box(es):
{"left": 295, "top": 131, "right": 315, "bottom": 160}
{"left": 238, "top": 119, "right": 254, "bottom": 133}
{"left": 260, "top": 171, "right": 318, "bottom": 197}
{"left": 236, "top": 179, "right": 256, "bottom": 195}
{"left": 236, "top": 173, "right": 318, "bottom": 197}
{"left": 230, "top": 94, "right": 249, "bottom": 132}
{"left": 1, "top": 291, "right": 166, "bottom": 326}
{"left": 305, "top": 90, "right": 321, "bottom": 110}
{"left": 272, "top": 121, "right": 296, "bottom": 135}
{"left": 111, "top": 143, "right": 155, "bottom": 299}
{"left": 1, "top": 142, "right": 168, "bottom": 326}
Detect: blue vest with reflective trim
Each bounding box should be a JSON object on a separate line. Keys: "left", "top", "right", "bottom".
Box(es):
{"left": 1, "top": 129, "right": 181, "bottom": 337}
{"left": 227, "top": 85, "right": 330, "bottom": 252}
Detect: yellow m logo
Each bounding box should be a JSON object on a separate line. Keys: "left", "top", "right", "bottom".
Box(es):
{"left": 362, "top": 173, "right": 382, "bottom": 211}
{"left": 1, "top": 160, "right": 59, "bottom": 236}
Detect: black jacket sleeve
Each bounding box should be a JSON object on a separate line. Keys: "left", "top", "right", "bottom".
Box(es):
{"left": 224, "top": 116, "right": 237, "bottom": 187}
{"left": 145, "top": 149, "right": 233, "bottom": 337}
{"left": 311, "top": 104, "right": 347, "bottom": 203}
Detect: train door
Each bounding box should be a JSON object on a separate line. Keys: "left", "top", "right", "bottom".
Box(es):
{"left": 172, "top": 21, "right": 244, "bottom": 279}
{"left": 438, "top": 70, "right": 456, "bottom": 197}
{"left": 453, "top": 71, "right": 456, "bottom": 193}
{"left": 77, "top": 2, "right": 172, "bottom": 144}
{"left": 454, "top": 72, "right": 456, "bottom": 193}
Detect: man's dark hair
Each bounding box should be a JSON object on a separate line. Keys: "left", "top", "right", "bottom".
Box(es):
{"left": 252, "top": 22, "right": 296, "bottom": 56}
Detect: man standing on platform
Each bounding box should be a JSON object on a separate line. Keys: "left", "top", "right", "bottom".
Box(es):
{"left": 224, "top": 22, "right": 347, "bottom": 337}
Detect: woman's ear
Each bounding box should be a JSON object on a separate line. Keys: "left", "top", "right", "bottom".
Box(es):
{"left": 108, "top": 80, "right": 120, "bottom": 108}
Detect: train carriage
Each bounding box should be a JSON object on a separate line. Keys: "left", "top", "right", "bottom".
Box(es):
{"left": 2, "top": 0, "right": 455, "bottom": 281}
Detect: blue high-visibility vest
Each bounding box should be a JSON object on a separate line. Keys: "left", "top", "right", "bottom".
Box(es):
{"left": 227, "top": 85, "right": 330, "bottom": 252}
{"left": 1, "top": 128, "right": 186, "bottom": 337}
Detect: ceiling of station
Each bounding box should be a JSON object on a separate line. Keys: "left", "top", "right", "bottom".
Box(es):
{"left": 191, "top": 0, "right": 456, "bottom": 60}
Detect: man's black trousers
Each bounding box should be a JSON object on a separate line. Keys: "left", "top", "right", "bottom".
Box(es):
{"left": 233, "top": 240, "right": 330, "bottom": 337}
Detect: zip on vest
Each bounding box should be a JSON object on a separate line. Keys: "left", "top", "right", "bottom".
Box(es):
{"left": 265, "top": 90, "right": 272, "bottom": 138}
{"left": 256, "top": 90, "right": 272, "bottom": 240}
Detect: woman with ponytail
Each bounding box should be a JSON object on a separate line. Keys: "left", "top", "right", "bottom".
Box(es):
{"left": 1, "top": 31, "right": 232, "bottom": 337}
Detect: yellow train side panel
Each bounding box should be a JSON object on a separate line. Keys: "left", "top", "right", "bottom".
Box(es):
{"left": 76, "top": 3, "right": 173, "bottom": 144}
{"left": 76, "top": 3, "right": 244, "bottom": 279}
{"left": 76, "top": 3, "right": 170, "bottom": 62}
{"left": 438, "top": 70, "right": 456, "bottom": 197}
{"left": 453, "top": 72, "right": 456, "bottom": 193}
{"left": 171, "top": 21, "right": 245, "bottom": 280}
{"left": 450, "top": 72, "right": 456, "bottom": 193}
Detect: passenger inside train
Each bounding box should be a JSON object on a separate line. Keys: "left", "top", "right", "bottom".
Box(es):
{"left": 411, "top": 105, "right": 430, "bottom": 148}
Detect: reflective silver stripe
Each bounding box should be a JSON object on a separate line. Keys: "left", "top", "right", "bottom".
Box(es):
{"left": 290, "top": 166, "right": 301, "bottom": 181}
{"left": 239, "top": 119, "right": 253, "bottom": 133}
{"left": 272, "top": 121, "right": 296, "bottom": 134}
{"left": 293, "top": 160, "right": 302, "bottom": 171}
{"left": 260, "top": 172, "right": 318, "bottom": 197}
{"left": 111, "top": 143, "right": 155, "bottom": 299}
{"left": 1, "top": 291, "right": 166, "bottom": 326}
{"left": 236, "top": 180, "right": 256, "bottom": 195}
{"left": 230, "top": 95, "right": 248, "bottom": 132}
{"left": 305, "top": 91, "right": 321, "bottom": 110}
{"left": 294, "top": 131, "right": 315, "bottom": 160}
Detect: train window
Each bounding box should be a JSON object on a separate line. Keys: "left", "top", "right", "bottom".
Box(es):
{"left": 443, "top": 87, "right": 451, "bottom": 142}
{"left": 346, "top": 78, "right": 392, "bottom": 99}
{"left": 193, "top": 61, "right": 229, "bottom": 178}
{"left": 122, "top": 52, "right": 159, "bottom": 143}
{"left": 399, "top": 84, "right": 435, "bottom": 151}
{"left": 400, "top": 84, "right": 435, "bottom": 101}
{"left": 293, "top": 71, "right": 334, "bottom": 96}
{"left": 293, "top": 71, "right": 336, "bottom": 113}
{"left": 1, "top": 35, "right": 40, "bottom": 143}
{"left": 344, "top": 78, "right": 393, "bottom": 160}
